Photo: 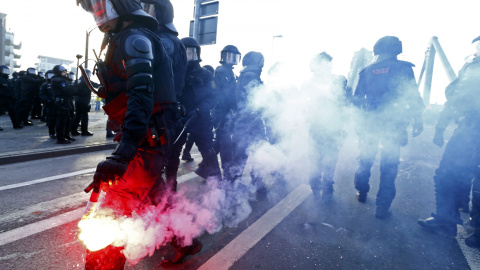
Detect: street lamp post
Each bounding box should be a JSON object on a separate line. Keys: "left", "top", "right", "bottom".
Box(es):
{"left": 272, "top": 35, "right": 283, "bottom": 65}
{"left": 76, "top": 54, "right": 83, "bottom": 81}
{"left": 84, "top": 26, "right": 97, "bottom": 69}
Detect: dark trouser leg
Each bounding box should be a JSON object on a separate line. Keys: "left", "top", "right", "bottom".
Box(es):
{"left": 217, "top": 127, "right": 234, "bottom": 179}
{"left": 375, "top": 141, "right": 400, "bottom": 209}
{"left": 165, "top": 127, "right": 187, "bottom": 192}
{"left": 354, "top": 136, "right": 378, "bottom": 194}
{"left": 184, "top": 133, "right": 194, "bottom": 154}
{"left": 195, "top": 131, "right": 221, "bottom": 179}
{"left": 80, "top": 106, "right": 90, "bottom": 133}
{"left": 71, "top": 106, "right": 82, "bottom": 132}
{"left": 46, "top": 104, "right": 56, "bottom": 135}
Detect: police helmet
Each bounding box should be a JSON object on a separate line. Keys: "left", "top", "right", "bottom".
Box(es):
{"left": 373, "top": 36, "right": 402, "bottom": 56}
{"left": 242, "top": 51, "right": 264, "bottom": 68}
{"left": 0, "top": 65, "right": 10, "bottom": 76}
{"left": 180, "top": 37, "right": 201, "bottom": 61}
{"left": 38, "top": 72, "right": 45, "bottom": 78}
{"left": 26, "top": 67, "right": 37, "bottom": 75}
{"left": 69, "top": 72, "right": 75, "bottom": 80}
{"left": 83, "top": 68, "right": 92, "bottom": 78}
{"left": 220, "top": 45, "right": 241, "bottom": 65}
{"left": 53, "top": 65, "right": 69, "bottom": 76}
{"left": 45, "top": 70, "right": 54, "bottom": 80}
{"left": 19, "top": 70, "right": 26, "bottom": 77}
{"left": 77, "top": 0, "right": 158, "bottom": 32}
{"left": 309, "top": 52, "right": 333, "bottom": 73}
{"left": 140, "top": 0, "right": 177, "bottom": 34}
{"left": 12, "top": 71, "right": 18, "bottom": 78}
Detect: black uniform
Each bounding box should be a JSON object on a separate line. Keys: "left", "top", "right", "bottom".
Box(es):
{"left": 419, "top": 56, "right": 480, "bottom": 236}
{"left": 213, "top": 64, "right": 237, "bottom": 179}
{"left": 39, "top": 80, "right": 56, "bottom": 137}
{"left": 302, "top": 73, "right": 350, "bottom": 196}
{"left": 231, "top": 63, "right": 266, "bottom": 188}
{"left": 156, "top": 30, "right": 188, "bottom": 191}
{"left": 51, "top": 75, "right": 75, "bottom": 142}
{"left": 0, "top": 75, "right": 21, "bottom": 129}
{"left": 71, "top": 77, "right": 100, "bottom": 135}
{"left": 17, "top": 73, "right": 44, "bottom": 125}
{"left": 173, "top": 61, "right": 221, "bottom": 180}
{"left": 353, "top": 58, "right": 424, "bottom": 214}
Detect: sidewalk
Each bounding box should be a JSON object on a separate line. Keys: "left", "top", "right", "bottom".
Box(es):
{"left": 0, "top": 111, "right": 116, "bottom": 165}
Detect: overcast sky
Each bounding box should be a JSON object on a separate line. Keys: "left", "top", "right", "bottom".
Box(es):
{"left": 1, "top": 0, "right": 479, "bottom": 103}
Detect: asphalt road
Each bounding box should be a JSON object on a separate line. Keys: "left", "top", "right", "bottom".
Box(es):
{"left": 0, "top": 124, "right": 479, "bottom": 269}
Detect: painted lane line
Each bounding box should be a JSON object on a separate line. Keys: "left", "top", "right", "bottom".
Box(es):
{"left": 0, "top": 172, "right": 199, "bottom": 247}
{"left": 0, "top": 168, "right": 96, "bottom": 192}
{"left": 0, "top": 208, "right": 85, "bottom": 246}
{"left": 198, "top": 184, "right": 312, "bottom": 270}
{"left": 456, "top": 225, "right": 480, "bottom": 269}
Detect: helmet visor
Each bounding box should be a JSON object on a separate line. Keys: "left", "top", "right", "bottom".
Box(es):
{"left": 0, "top": 66, "right": 10, "bottom": 75}
{"left": 27, "top": 68, "right": 37, "bottom": 75}
{"left": 221, "top": 52, "right": 241, "bottom": 65}
{"left": 46, "top": 72, "right": 54, "bottom": 80}
{"left": 78, "top": 0, "right": 119, "bottom": 26}
{"left": 186, "top": 47, "right": 199, "bottom": 61}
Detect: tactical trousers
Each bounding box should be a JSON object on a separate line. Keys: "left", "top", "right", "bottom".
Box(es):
{"left": 354, "top": 131, "right": 401, "bottom": 209}
{"left": 71, "top": 103, "right": 90, "bottom": 132}
{"left": 309, "top": 134, "right": 340, "bottom": 193}
{"left": 214, "top": 124, "right": 234, "bottom": 180}
{"left": 433, "top": 124, "right": 479, "bottom": 225}
{"left": 54, "top": 103, "right": 71, "bottom": 140}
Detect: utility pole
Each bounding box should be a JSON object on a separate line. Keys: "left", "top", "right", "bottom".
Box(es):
{"left": 193, "top": 0, "right": 201, "bottom": 41}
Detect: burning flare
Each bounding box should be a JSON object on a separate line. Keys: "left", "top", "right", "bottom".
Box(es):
{"left": 78, "top": 212, "right": 120, "bottom": 252}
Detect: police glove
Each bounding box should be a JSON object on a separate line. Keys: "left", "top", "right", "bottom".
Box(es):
{"left": 412, "top": 117, "right": 423, "bottom": 137}
{"left": 93, "top": 142, "right": 137, "bottom": 192}
{"left": 433, "top": 127, "right": 445, "bottom": 147}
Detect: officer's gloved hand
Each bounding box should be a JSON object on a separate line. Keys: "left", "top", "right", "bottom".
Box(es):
{"left": 433, "top": 127, "right": 445, "bottom": 147}
{"left": 93, "top": 142, "right": 137, "bottom": 192}
{"left": 412, "top": 117, "right": 423, "bottom": 137}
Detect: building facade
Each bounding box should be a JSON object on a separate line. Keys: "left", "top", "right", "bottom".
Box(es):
{"left": 35, "top": 55, "right": 74, "bottom": 73}
{"left": 0, "top": 13, "right": 22, "bottom": 70}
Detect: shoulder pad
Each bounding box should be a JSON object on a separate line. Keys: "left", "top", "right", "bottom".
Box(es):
{"left": 124, "top": 32, "right": 154, "bottom": 60}
{"left": 397, "top": 60, "right": 415, "bottom": 68}
{"left": 160, "top": 36, "right": 175, "bottom": 57}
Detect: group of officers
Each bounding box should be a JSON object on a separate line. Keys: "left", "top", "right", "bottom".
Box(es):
{"left": 28, "top": 0, "right": 476, "bottom": 268}
{"left": 0, "top": 64, "right": 98, "bottom": 143}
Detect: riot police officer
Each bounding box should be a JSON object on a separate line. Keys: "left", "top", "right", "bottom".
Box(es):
{"left": 352, "top": 36, "right": 424, "bottom": 219}
{"left": 71, "top": 69, "right": 98, "bottom": 136}
{"left": 418, "top": 36, "right": 480, "bottom": 236}
{"left": 0, "top": 65, "right": 22, "bottom": 129}
{"left": 231, "top": 51, "right": 267, "bottom": 191}
{"left": 213, "top": 45, "right": 241, "bottom": 181}
{"left": 140, "top": 0, "right": 189, "bottom": 194}
{"left": 77, "top": 0, "right": 179, "bottom": 267}
{"left": 51, "top": 65, "right": 75, "bottom": 144}
{"left": 39, "top": 70, "right": 56, "bottom": 138}
{"left": 178, "top": 37, "right": 222, "bottom": 181}
{"left": 16, "top": 67, "right": 45, "bottom": 126}
{"left": 301, "top": 52, "right": 350, "bottom": 199}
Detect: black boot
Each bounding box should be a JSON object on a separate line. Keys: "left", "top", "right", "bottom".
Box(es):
{"left": 465, "top": 233, "right": 480, "bottom": 248}
{"left": 57, "top": 138, "right": 71, "bottom": 144}
{"left": 65, "top": 135, "right": 76, "bottom": 141}
{"left": 106, "top": 130, "right": 115, "bottom": 138}
{"left": 23, "top": 120, "right": 33, "bottom": 126}
{"left": 163, "top": 238, "right": 203, "bottom": 264}
{"left": 417, "top": 216, "right": 457, "bottom": 236}
{"left": 181, "top": 151, "right": 194, "bottom": 162}
{"left": 375, "top": 206, "right": 392, "bottom": 219}
{"left": 71, "top": 130, "right": 81, "bottom": 136}
{"left": 357, "top": 191, "right": 367, "bottom": 203}
{"left": 82, "top": 131, "right": 94, "bottom": 136}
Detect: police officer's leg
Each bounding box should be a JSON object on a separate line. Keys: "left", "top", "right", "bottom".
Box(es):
{"left": 182, "top": 133, "right": 195, "bottom": 161}
{"left": 80, "top": 104, "right": 93, "bottom": 135}
{"left": 165, "top": 129, "right": 187, "bottom": 193}
{"left": 375, "top": 138, "right": 401, "bottom": 218}
{"left": 354, "top": 133, "right": 378, "bottom": 202}
{"left": 218, "top": 126, "right": 234, "bottom": 179}
{"left": 321, "top": 137, "right": 341, "bottom": 196}
{"left": 418, "top": 127, "right": 470, "bottom": 235}
{"left": 194, "top": 131, "right": 221, "bottom": 179}
{"left": 47, "top": 104, "right": 56, "bottom": 137}
{"left": 55, "top": 104, "right": 70, "bottom": 143}
{"left": 466, "top": 166, "right": 480, "bottom": 247}
{"left": 71, "top": 103, "right": 82, "bottom": 135}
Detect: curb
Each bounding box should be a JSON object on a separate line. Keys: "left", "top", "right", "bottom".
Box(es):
{"left": 0, "top": 142, "right": 117, "bottom": 165}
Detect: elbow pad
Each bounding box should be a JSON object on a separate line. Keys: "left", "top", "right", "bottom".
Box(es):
{"left": 124, "top": 34, "right": 154, "bottom": 92}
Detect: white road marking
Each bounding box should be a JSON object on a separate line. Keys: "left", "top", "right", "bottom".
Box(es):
{"left": 197, "top": 184, "right": 312, "bottom": 270}
{"left": 0, "top": 208, "right": 85, "bottom": 246}
{"left": 0, "top": 168, "right": 96, "bottom": 191}
{"left": 456, "top": 225, "right": 480, "bottom": 269}
{"left": 0, "top": 172, "right": 199, "bottom": 247}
